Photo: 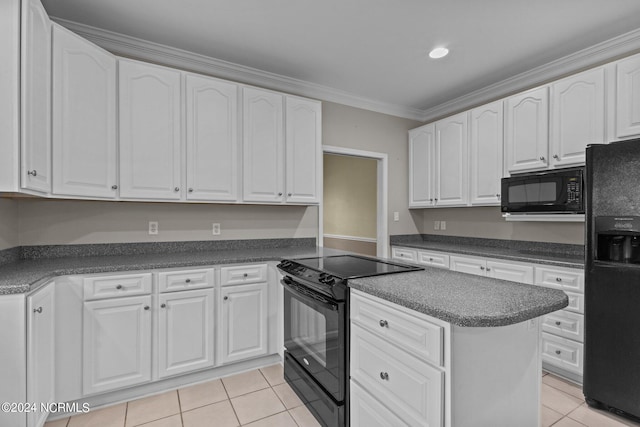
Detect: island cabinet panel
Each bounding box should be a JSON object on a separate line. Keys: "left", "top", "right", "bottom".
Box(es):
{"left": 52, "top": 24, "right": 117, "bottom": 199}
{"left": 119, "top": 59, "right": 182, "bottom": 200}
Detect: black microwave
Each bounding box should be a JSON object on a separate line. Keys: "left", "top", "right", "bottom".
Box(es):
{"left": 501, "top": 167, "right": 584, "bottom": 214}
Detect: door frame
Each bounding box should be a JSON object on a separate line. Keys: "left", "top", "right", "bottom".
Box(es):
{"left": 320, "top": 145, "right": 389, "bottom": 258}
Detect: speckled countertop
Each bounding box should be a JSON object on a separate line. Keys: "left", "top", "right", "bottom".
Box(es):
{"left": 349, "top": 267, "right": 569, "bottom": 327}
{"left": 391, "top": 234, "right": 584, "bottom": 268}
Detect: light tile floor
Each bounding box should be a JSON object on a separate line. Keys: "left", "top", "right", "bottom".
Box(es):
{"left": 45, "top": 367, "right": 640, "bottom": 427}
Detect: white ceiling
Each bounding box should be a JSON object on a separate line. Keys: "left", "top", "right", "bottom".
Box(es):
{"left": 42, "top": 0, "right": 640, "bottom": 119}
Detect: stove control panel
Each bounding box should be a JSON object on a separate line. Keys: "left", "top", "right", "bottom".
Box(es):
{"left": 277, "top": 260, "right": 339, "bottom": 287}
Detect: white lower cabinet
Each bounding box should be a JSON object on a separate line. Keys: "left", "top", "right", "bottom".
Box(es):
{"left": 83, "top": 295, "right": 152, "bottom": 395}
{"left": 450, "top": 255, "right": 534, "bottom": 284}
{"left": 220, "top": 281, "right": 269, "bottom": 364}
{"left": 27, "top": 282, "right": 55, "bottom": 427}
{"left": 350, "top": 381, "right": 410, "bottom": 427}
{"left": 391, "top": 246, "right": 417, "bottom": 263}
{"left": 157, "top": 289, "right": 215, "bottom": 378}
{"left": 541, "top": 333, "right": 584, "bottom": 376}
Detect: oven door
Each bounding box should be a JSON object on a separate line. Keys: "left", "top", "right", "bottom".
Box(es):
{"left": 283, "top": 276, "right": 346, "bottom": 403}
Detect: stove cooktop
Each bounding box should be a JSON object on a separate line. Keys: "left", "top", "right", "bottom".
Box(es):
{"left": 290, "top": 255, "right": 422, "bottom": 279}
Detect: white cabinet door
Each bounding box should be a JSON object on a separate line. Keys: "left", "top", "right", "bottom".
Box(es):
{"left": 158, "top": 289, "right": 215, "bottom": 379}
{"left": 242, "top": 87, "right": 284, "bottom": 203}
{"left": 185, "top": 74, "right": 238, "bottom": 201}
{"left": 616, "top": 54, "right": 640, "bottom": 138}
{"left": 21, "top": 0, "right": 51, "bottom": 193}
{"left": 435, "top": 112, "right": 468, "bottom": 206}
{"left": 220, "top": 282, "right": 268, "bottom": 364}
{"left": 469, "top": 101, "right": 503, "bottom": 205}
{"left": 450, "top": 255, "right": 486, "bottom": 276}
{"left": 83, "top": 295, "right": 152, "bottom": 395}
{"left": 408, "top": 124, "right": 435, "bottom": 207}
{"left": 486, "top": 260, "right": 534, "bottom": 284}
{"left": 285, "top": 96, "right": 321, "bottom": 204}
{"left": 550, "top": 67, "right": 606, "bottom": 168}
{"left": 119, "top": 59, "right": 182, "bottom": 200}
{"left": 27, "top": 283, "right": 55, "bottom": 427}
{"left": 505, "top": 87, "right": 549, "bottom": 174}
{"left": 52, "top": 24, "right": 117, "bottom": 198}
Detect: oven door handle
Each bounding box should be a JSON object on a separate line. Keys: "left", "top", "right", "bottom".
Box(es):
{"left": 282, "top": 277, "right": 339, "bottom": 311}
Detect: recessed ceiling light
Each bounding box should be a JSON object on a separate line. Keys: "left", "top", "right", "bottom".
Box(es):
{"left": 429, "top": 47, "right": 449, "bottom": 59}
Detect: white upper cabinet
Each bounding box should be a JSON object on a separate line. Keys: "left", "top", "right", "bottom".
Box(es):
{"left": 119, "top": 59, "right": 182, "bottom": 200}
{"left": 408, "top": 124, "right": 435, "bottom": 208}
{"left": 52, "top": 25, "right": 117, "bottom": 198}
{"left": 505, "top": 87, "right": 549, "bottom": 174}
{"left": 21, "top": 0, "right": 51, "bottom": 193}
{"left": 435, "top": 112, "right": 468, "bottom": 206}
{"left": 285, "top": 96, "right": 321, "bottom": 204}
{"left": 550, "top": 67, "right": 606, "bottom": 168}
{"left": 469, "top": 101, "right": 503, "bottom": 205}
{"left": 242, "top": 87, "right": 285, "bottom": 203}
{"left": 185, "top": 74, "right": 238, "bottom": 201}
{"left": 616, "top": 54, "right": 640, "bottom": 138}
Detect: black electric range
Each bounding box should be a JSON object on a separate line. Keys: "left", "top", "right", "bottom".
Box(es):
{"left": 277, "top": 255, "right": 422, "bottom": 427}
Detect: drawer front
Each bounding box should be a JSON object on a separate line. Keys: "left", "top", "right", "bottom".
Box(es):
{"left": 565, "top": 291, "right": 584, "bottom": 314}
{"left": 350, "top": 324, "right": 443, "bottom": 427}
{"left": 220, "top": 264, "right": 267, "bottom": 286}
{"left": 391, "top": 247, "right": 417, "bottom": 262}
{"left": 542, "top": 333, "right": 583, "bottom": 375}
{"left": 158, "top": 268, "right": 215, "bottom": 293}
{"left": 350, "top": 381, "right": 409, "bottom": 427}
{"left": 486, "top": 260, "right": 534, "bottom": 284}
{"left": 535, "top": 266, "right": 584, "bottom": 293}
{"left": 543, "top": 310, "right": 584, "bottom": 342}
{"left": 351, "top": 291, "right": 443, "bottom": 366}
{"left": 417, "top": 250, "right": 450, "bottom": 269}
{"left": 84, "top": 273, "right": 152, "bottom": 300}
{"left": 450, "top": 255, "right": 486, "bottom": 276}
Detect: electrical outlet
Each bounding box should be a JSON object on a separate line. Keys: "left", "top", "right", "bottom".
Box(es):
{"left": 441, "top": 221, "right": 447, "bottom": 230}
{"left": 434, "top": 221, "right": 440, "bottom": 230}
{"left": 148, "top": 221, "right": 158, "bottom": 235}
{"left": 393, "top": 212, "right": 399, "bottom": 222}
{"left": 212, "top": 223, "right": 221, "bottom": 235}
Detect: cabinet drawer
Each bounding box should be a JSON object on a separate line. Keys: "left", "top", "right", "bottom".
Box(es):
{"left": 542, "top": 332, "right": 583, "bottom": 375}
{"left": 535, "top": 266, "right": 584, "bottom": 293}
{"left": 450, "top": 255, "right": 486, "bottom": 276}
{"left": 417, "top": 250, "right": 450, "bottom": 269}
{"left": 543, "top": 310, "right": 584, "bottom": 342}
{"left": 220, "top": 264, "right": 267, "bottom": 286}
{"left": 486, "top": 260, "right": 534, "bottom": 284}
{"left": 83, "top": 273, "right": 152, "bottom": 300}
{"left": 350, "top": 290, "right": 443, "bottom": 367}
{"left": 350, "top": 381, "right": 409, "bottom": 427}
{"left": 158, "top": 268, "right": 215, "bottom": 293}
{"left": 350, "top": 324, "right": 443, "bottom": 427}
{"left": 565, "top": 291, "right": 584, "bottom": 314}
{"left": 391, "top": 247, "right": 417, "bottom": 263}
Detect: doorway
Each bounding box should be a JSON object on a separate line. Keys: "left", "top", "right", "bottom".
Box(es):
{"left": 320, "top": 146, "right": 388, "bottom": 258}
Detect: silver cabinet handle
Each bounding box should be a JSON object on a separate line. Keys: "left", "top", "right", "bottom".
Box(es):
{"left": 111, "top": 185, "right": 118, "bottom": 190}
{"left": 553, "top": 154, "right": 559, "bottom": 159}
{"left": 188, "top": 188, "right": 193, "bottom": 193}
{"left": 174, "top": 187, "right": 180, "bottom": 192}
{"left": 379, "top": 320, "right": 388, "bottom": 327}
{"left": 399, "top": 253, "right": 404, "bottom": 257}
{"left": 185, "top": 278, "right": 191, "bottom": 283}
{"left": 144, "top": 306, "right": 150, "bottom": 310}
{"left": 243, "top": 273, "right": 248, "bottom": 278}
{"left": 496, "top": 194, "right": 501, "bottom": 199}
{"left": 540, "top": 156, "right": 545, "bottom": 161}
{"left": 161, "top": 303, "right": 166, "bottom": 308}
{"left": 116, "top": 284, "right": 123, "bottom": 290}
{"left": 27, "top": 170, "right": 37, "bottom": 177}
{"left": 480, "top": 266, "right": 485, "bottom": 270}
{"left": 379, "top": 372, "right": 389, "bottom": 380}
{"left": 434, "top": 198, "right": 438, "bottom": 202}
{"left": 278, "top": 192, "right": 283, "bottom": 196}
{"left": 486, "top": 267, "right": 491, "bottom": 272}
{"left": 223, "top": 296, "right": 228, "bottom": 301}
{"left": 429, "top": 257, "right": 433, "bottom": 261}
{"left": 556, "top": 277, "right": 562, "bottom": 282}
{"left": 429, "top": 198, "right": 433, "bottom": 202}
{"left": 288, "top": 193, "right": 292, "bottom": 197}
{"left": 33, "top": 307, "right": 43, "bottom": 314}
{"left": 555, "top": 350, "right": 561, "bottom": 355}
{"left": 555, "top": 321, "right": 561, "bottom": 326}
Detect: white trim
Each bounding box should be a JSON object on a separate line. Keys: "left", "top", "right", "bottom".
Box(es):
{"left": 49, "top": 17, "right": 424, "bottom": 121}
{"left": 322, "top": 145, "right": 389, "bottom": 258}
{"left": 51, "top": 17, "right": 640, "bottom": 123}
{"left": 323, "top": 234, "right": 377, "bottom": 244}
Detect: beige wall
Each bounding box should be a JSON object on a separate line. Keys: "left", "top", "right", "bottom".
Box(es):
{"left": 422, "top": 207, "right": 585, "bottom": 245}
{"left": 322, "top": 102, "right": 424, "bottom": 236}
{"left": 0, "top": 198, "right": 19, "bottom": 250}
{"left": 323, "top": 154, "right": 377, "bottom": 239}
{"left": 16, "top": 199, "right": 318, "bottom": 246}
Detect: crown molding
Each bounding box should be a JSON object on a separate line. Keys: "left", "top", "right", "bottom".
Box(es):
{"left": 420, "top": 27, "right": 640, "bottom": 123}
{"left": 50, "top": 17, "right": 425, "bottom": 121}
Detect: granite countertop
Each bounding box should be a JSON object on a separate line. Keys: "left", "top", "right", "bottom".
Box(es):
{"left": 391, "top": 235, "right": 584, "bottom": 269}
{"left": 349, "top": 267, "right": 569, "bottom": 327}
{"left": 0, "top": 245, "right": 346, "bottom": 295}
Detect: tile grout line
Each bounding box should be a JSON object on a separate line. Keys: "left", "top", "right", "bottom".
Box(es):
{"left": 220, "top": 376, "right": 242, "bottom": 426}
{"left": 176, "top": 389, "right": 185, "bottom": 427}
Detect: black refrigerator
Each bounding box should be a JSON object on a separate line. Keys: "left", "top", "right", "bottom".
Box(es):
{"left": 584, "top": 138, "right": 640, "bottom": 420}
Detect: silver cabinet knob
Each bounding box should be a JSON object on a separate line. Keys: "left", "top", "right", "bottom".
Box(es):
{"left": 144, "top": 306, "right": 150, "bottom": 310}
{"left": 496, "top": 194, "right": 501, "bottom": 199}
{"left": 434, "top": 198, "right": 438, "bottom": 202}
{"left": 185, "top": 278, "right": 191, "bottom": 283}
{"left": 480, "top": 266, "right": 485, "bottom": 270}
{"left": 116, "top": 284, "right": 123, "bottom": 290}
{"left": 278, "top": 192, "right": 283, "bottom": 196}
{"left": 429, "top": 257, "right": 433, "bottom": 261}
{"left": 486, "top": 267, "right": 491, "bottom": 272}
{"left": 379, "top": 372, "right": 389, "bottom": 380}
{"left": 555, "top": 350, "right": 561, "bottom": 355}
{"left": 33, "top": 307, "right": 43, "bottom": 314}
{"left": 243, "top": 273, "right": 248, "bottom": 278}
{"left": 223, "top": 296, "right": 228, "bottom": 301}
{"left": 553, "top": 154, "right": 559, "bottom": 159}
{"left": 556, "top": 277, "right": 562, "bottom": 282}
{"left": 188, "top": 188, "right": 193, "bottom": 193}
{"left": 429, "top": 198, "right": 433, "bottom": 202}
{"left": 161, "top": 303, "right": 166, "bottom": 308}
{"left": 379, "top": 320, "right": 388, "bottom": 327}
{"left": 174, "top": 187, "right": 180, "bottom": 192}
{"left": 540, "top": 156, "right": 545, "bottom": 161}
{"left": 288, "top": 193, "right": 292, "bottom": 197}
{"left": 555, "top": 321, "right": 561, "bottom": 326}
{"left": 27, "top": 170, "right": 37, "bottom": 177}
{"left": 111, "top": 185, "right": 118, "bottom": 190}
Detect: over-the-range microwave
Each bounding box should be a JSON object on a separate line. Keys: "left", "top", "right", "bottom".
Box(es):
{"left": 501, "top": 167, "right": 584, "bottom": 214}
